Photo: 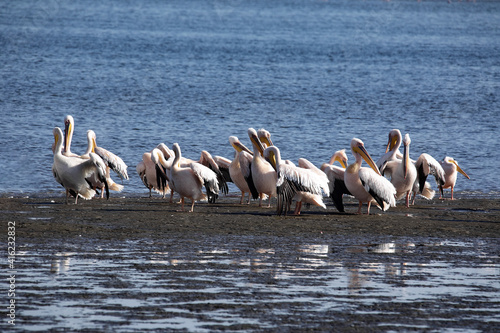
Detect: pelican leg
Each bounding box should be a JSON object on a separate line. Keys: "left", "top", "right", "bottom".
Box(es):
{"left": 356, "top": 202, "right": 363, "bottom": 215}
{"left": 366, "top": 201, "right": 372, "bottom": 215}
{"left": 74, "top": 194, "right": 79, "bottom": 205}
{"left": 189, "top": 199, "right": 195, "bottom": 212}
{"left": 177, "top": 197, "right": 185, "bottom": 212}
{"left": 259, "top": 194, "right": 263, "bottom": 207}
{"left": 450, "top": 186, "right": 455, "bottom": 200}
{"left": 411, "top": 191, "right": 416, "bottom": 205}
{"left": 65, "top": 189, "right": 70, "bottom": 205}
{"left": 293, "top": 202, "right": 302, "bottom": 215}
{"left": 169, "top": 189, "right": 174, "bottom": 203}
{"left": 439, "top": 185, "right": 444, "bottom": 200}
{"left": 405, "top": 191, "right": 410, "bottom": 208}
{"left": 267, "top": 195, "right": 272, "bottom": 208}
{"left": 246, "top": 193, "right": 251, "bottom": 204}
{"left": 240, "top": 191, "right": 244, "bottom": 204}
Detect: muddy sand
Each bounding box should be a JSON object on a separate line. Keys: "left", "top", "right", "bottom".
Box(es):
{"left": 4, "top": 195, "right": 499, "bottom": 240}
{"left": 2, "top": 195, "right": 500, "bottom": 332}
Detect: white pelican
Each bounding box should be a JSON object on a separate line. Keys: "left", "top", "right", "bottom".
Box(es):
{"left": 293, "top": 157, "right": 330, "bottom": 215}
{"left": 320, "top": 149, "right": 349, "bottom": 212}
{"left": 343, "top": 138, "right": 396, "bottom": 215}
{"left": 438, "top": 156, "right": 470, "bottom": 200}
{"left": 169, "top": 148, "right": 229, "bottom": 203}
{"left": 257, "top": 128, "right": 274, "bottom": 148}
{"left": 378, "top": 129, "right": 445, "bottom": 204}
{"left": 379, "top": 133, "right": 417, "bottom": 208}
{"left": 264, "top": 146, "right": 329, "bottom": 216}
{"left": 62, "top": 115, "right": 129, "bottom": 196}
{"left": 136, "top": 143, "right": 173, "bottom": 199}
{"left": 170, "top": 143, "right": 219, "bottom": 212}
{"left": 248, "top": 128, "right": 277, "bottom": 207}
{"left": 228, "top": 136, "right": 255, "bottom": 204}
{"left": 87, "top": 130, "right": 129, "bottom": 197}
{"left": 61, "top": 116, "right": 113, "bottom": 198}
{"left": 52, "top": 127, "right": 108, "bottom": 204}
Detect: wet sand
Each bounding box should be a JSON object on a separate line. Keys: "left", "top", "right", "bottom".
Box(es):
{"left": 2, "top": 195, "right": 500, "bottom": 332}
{"left": 4, "top": 195, "right": 499, "bottom": 241}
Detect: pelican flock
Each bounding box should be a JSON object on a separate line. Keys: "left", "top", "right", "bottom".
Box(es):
{"left": 51, "top": 117, "right": 470, "bottom": 215}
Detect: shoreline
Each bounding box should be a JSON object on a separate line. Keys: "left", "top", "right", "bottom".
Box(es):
{"left": 2, "top": 196, "right": 499, "bottom": 241}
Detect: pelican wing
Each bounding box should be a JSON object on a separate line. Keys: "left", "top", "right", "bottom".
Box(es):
{"left": 199, "top": 151, "right": 229, "bottom": 195}
{"left": 380, "top": 160, "right": 399, "bottom": 178}
{"left": 213, "top": 155, "right": 233, "bottom": 183}
{"left": 276, "top": 164, "right": 328, "bottom": 216}
{"left": 87, "top": 153, "right": 109, "bottom": 199}
{"left": 240, "top": 153, "right": 259, "bottom": 200}
{"left": 94, "top": 146, "right": 129, "bottom": 180}
{"left": 190, "top": 162, "right": 220, "bottom": 203}
{"left": 323, "top": 165, "right": 350, "bottom": 213}
{"left": 359, "top": 168, "right": 396, "bottom": 211}
{"left": 415, "top": 153, "right": 445, "bottom": 192}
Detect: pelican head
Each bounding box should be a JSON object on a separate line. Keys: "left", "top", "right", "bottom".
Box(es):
{"left": 63, "top": 115, "right": 74, "bottom": 153}
{"left": 351, "top": 138, "right": 381, "bottom": 176}
{"left": 386, "top": 129, "right": 402, "bottom": 153}
{"left": 87, "top": 130, "right": 97, "bottom": 153}
{"left": 403, "top": 133, "right": 411, "bottom": 179}
{"left": 264, "top": 146, "right": 280, "bottom": 172}
{"left": 332, "top": 149, "right": 348, "bottom": 168}
{"left": 444, "top": 156, "right": 470, "bottom": 179}
{"left": 229, "top": 136, "right": 253, "bottom": 155}
{"left": 257, "top": 128, "right": 273, "bottom": 148}
{"left": 53, "top": 127, "right": 63, "bottom": 150}
{"left": 248, "top": 128, "right": 265, "bottom": 156}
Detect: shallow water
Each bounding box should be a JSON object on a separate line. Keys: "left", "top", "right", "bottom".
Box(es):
{"left": 1, "top": 0, "right": 500, "bottom": 198}
{"left": 17, "top": 236, "right": 499, "bottom": 331}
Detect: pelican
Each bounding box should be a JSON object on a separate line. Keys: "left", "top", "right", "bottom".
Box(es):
{"left": 264, "top": 146, "right": 329, "bottom": 216}
{"left": 257, "top": 128, "right": 274, "bottom": 148}
{"left": 438, "top": 157, "right": 470, "bottom": 200}
{"left": 378, "top": 129, "right": 444, "bottom": 204}
{"left": 52, "top": 127, "right": 108, "bottom": 204}
{"left": 61, "top": 116, "right": 114, "bottom": 197}
{"left": 320, "top": 149, "right": 349, "bottom": 212}
{"left": 136, "top": 145, "right": 173, "bottom": 198}
{"left": 293, "top": 157, "right": 330, "bottom": 215}
{"left": 61, "top": 115, "right": 129, "bottom": 196}
{"left": 248, "top": 128, "right": 277, "bottom": 207}
{"left": 379, "top": 133, "right": 417, "bottom": 208}
{"left": 170, "top": 143, "right": 219, "bottom": 212}
{"left": 228, "top": 136, "right": 255, "bottom": 204}
{"left": 343, "top": 138, "right": 396, "bottom": 215}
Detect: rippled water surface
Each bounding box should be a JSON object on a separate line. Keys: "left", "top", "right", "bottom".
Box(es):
{"left": 17, "top": 236, "right": 499, "bottom": 331}
{"left": 1, "top": 0, "right": 499, "bottom": 197}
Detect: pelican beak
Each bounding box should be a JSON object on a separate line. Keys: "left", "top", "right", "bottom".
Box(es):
{"left": 268, "top": 150, "right": 278, "bottom": 171}
{"left": 386, "top": 134, "right": 398, "bottom": 153}
{"left": 354, "top": 144, "right": 381, "bottom": 176}
{"left": 403, "top": 142, "right": 409, "bottom": 179}
{"left": 91, "top": 138, "right": 97, "bottom": 153}
{"left": 260, "top": 136, "right": 273, "bottom": 148}
{"left": 250, "top": 132, "right": 265, "bottom": 156}
{"left": 231, "top": 140, "right": 253, "bottom": 155}
{"left": 64, "top": 121, "right": 72, "bottom": 153}
{"left": 453, "top": 161, "right": 470, "bottom": 179}
{"left": 335, "top": 156, "right": 347, "bottom": 169}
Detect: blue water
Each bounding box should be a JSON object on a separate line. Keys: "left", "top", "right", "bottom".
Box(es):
{"left": 1, "top": 0, "right": 499, "bottom": 197}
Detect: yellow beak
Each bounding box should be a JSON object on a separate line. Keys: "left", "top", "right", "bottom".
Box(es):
{"left": 453, "top": 161, "right": 470, "bottom": 179}
{"left": 354, "top": 145, "right": 381, "bottom": 176}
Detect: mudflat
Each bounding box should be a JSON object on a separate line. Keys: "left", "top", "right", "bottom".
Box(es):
{"left": 2, "top": 196, "right": 499, "bottom": 332}
{"left": 3, "top": 195, "right": 499, "bottom": 241}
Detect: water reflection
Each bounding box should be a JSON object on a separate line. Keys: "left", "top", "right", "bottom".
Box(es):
{"left": 18, "top": 238, "right": 500, "bottom": 332}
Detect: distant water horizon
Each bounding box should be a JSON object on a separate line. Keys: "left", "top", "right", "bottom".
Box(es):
{"left": 1, "top": 0, "right": 499, "bottom": 199}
